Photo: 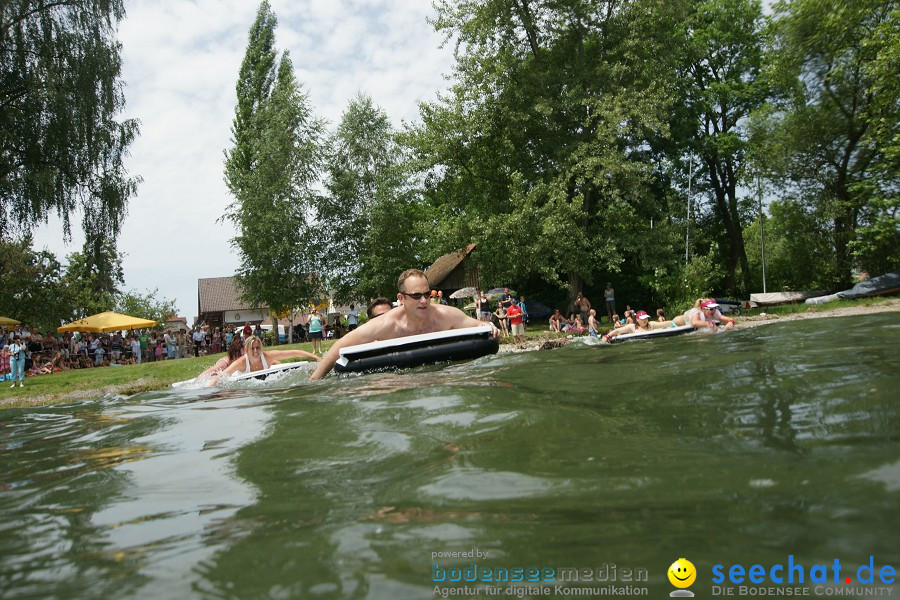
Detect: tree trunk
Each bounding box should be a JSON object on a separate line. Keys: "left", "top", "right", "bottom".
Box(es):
{"left": 707, "top": 159, "right": 736, "bottom": 295}
{"left": 567, "top": 272, "right": 582, "bottom": 314}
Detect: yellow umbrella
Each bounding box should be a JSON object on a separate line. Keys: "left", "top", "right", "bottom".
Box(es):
{"left": 58, "top": 311, "right": 158, "bottom": 333}
{"left": 0, "top": 316, "right": 20, "bottom": 326}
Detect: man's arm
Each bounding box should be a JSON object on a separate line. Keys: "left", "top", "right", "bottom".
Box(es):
{"left": 309, "top": 320, "right": 385, "bottom": 380}
{"left": 438, "top": 304, "right": 500, "bottom": 337}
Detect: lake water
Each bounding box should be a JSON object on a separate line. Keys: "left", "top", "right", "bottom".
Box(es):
{"left": 2, "top": 314, "right": 899, "bottom": 599}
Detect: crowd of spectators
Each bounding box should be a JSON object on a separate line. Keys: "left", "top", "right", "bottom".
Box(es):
{"left": 0, "top": 323, "right": 279, "bottom": 382}
{"left": 0, "top": 313, "right": 369, "bottom": 383}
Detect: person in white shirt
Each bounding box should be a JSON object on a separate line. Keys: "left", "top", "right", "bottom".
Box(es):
{"left": 192, "top": 328, "right": 206, "bottom": 357}
{"left": 131, "top": 336, "right": 142, "bottom": 364}
{"left": 347, "top": 305, "right": 359, "bottom": 331}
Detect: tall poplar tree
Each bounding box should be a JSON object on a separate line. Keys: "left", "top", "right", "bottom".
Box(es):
{"left": 0, "top": 0, "right": 140, "bottom": 242}
{"left": 223, "top": 2, "right": 324, "bottom": 321}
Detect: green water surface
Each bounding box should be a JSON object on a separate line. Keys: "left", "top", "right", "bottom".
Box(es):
{"left": 1, "top": 314, "right": 899, "bottom": 599}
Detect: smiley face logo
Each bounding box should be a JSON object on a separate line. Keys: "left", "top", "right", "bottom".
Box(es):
{"left": 668, "top": 558, "right": 697, "bottom": 588}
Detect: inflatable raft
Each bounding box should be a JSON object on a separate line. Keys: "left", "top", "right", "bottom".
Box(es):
{"left": 230, "top": 360, "right": 314, "bottom": 381}
{"left": 334, "top": 325, "right": 499, "bottom": 373}
{"left": 171, "top": 360, "right": 314, "bottom": 388}
{"left": 609, "top": 324, "right": 696, "bottom": 343}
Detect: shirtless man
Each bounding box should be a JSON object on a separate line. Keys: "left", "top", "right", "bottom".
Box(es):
{"left": 310, "top": 269, "right": 500, "bottom": 380}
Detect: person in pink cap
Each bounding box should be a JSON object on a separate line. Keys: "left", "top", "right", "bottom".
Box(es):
{"left": 669, "top": 298, "right": 734, "bottom": 330}
{"left": 603, "top": 310, "right": 653, "bottom": 342}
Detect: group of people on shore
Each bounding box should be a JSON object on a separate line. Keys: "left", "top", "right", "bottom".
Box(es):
{"left": 0, "top": 321, "right": 278, "bottom": 387}
{"left": 473, "top": 290, "right": 528, "bottom": 345}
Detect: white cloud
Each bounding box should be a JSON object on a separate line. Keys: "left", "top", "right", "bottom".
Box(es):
{"left": 30, "top": 0, "right": 455, "bottom": 321}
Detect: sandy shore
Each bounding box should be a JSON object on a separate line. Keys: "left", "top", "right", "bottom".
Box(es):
{"left": 498, "top": 298, "right": 900, "bottom": 353}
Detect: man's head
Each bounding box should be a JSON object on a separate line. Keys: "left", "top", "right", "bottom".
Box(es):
{"left": 367, "top": 298, "right": 392, "bottom": 319}
{"left": 397, "top": 269, "right": 432, "bottom": 316}
{"left": 398, "top": 268, "right": 427, "bottom": 292}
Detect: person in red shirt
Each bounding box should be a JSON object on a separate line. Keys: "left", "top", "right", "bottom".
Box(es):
{"left": 242, "top": 321, "right": 252, "bottom": 338}
{"left": 506, "top": 301, "right": 525, "bottom": 345}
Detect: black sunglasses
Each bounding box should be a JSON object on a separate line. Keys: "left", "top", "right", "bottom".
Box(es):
{"left": 400, "top": 291, "right": 431, "bottom": 301}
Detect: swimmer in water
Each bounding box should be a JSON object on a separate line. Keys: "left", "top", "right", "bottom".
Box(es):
{"left": 604, "top": 310, "right": 653, "bottom": 342}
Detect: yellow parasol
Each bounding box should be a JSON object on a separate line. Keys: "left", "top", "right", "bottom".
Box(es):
{"left": 0, "top": 316, "right": 20, "bottom": 326}
{"left": 58, "top": 311, "right": 158, "bottom": 333}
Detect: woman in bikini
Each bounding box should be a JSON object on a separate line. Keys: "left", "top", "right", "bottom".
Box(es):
{"left": 216, "top": 335, "right": 320, "bottom": 379}
{"left": 203, "top": 337, "right": 321, "bottom": 378}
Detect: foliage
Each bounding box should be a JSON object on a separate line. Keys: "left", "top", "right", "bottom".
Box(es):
{"left": 0, "top": 236, "right": 69, "bottom": 330}
{"left": 668, "top": 0, "right": 767, "bottom": 295}
{"left": 223, "top": 2, "right": 325, "bottom": 314}
{"left": 760, "top": 0, "right": 895, "bottom": 286}
{"left": 318, "top": 94, "right": 419, "bottom": 300}
{"left": 743, "top": 199, "right": 834, "bottom": 292}
{"left": 115, "top": 289, "right": 177, "bottom": 326}
{"left": 413, "top": 0, "right": 681, "bottom": 303}
{"left": 0, "top": 0, "right": 140, "bottom": 242}
{"left": 61, "top": 238, "right": 125, "bottom": 318}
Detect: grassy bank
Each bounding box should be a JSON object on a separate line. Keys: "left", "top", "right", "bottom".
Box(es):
{"left": 0, "top": 339, "right": 336, "bottom": 409}
{"left": 0, "top": 327, "right": 560, "bottom": 408}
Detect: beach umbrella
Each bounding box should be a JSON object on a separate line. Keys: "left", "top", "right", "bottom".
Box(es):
{"left": 485, "top": 287, "right": 516, "bottom": 301}
{"left": 0, "top": 316, "right": 20, "bottom": 326}
{"left": 58, "top": 311, "right": 158, "bottom": 333}
{"left": 450, "top": 287, "right": 477, "bottom": 299}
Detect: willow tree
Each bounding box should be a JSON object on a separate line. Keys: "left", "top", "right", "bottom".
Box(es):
{"left": 223, "top": 1, "right": 324, "bottom": 321}
{"left": 0, "top": 0, "right": 140, "bottom": 242}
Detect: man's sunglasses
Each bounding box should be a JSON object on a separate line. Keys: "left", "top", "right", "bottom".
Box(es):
{"left": 400, "top": 291, "right": 431, "bottom": 301}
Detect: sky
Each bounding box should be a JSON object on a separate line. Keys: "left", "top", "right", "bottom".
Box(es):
{"left": 31, "top": 0, "right": 456, "bottom": 321}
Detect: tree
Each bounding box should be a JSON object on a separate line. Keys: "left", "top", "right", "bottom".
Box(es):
{"left": 318, "top": 94, "right": 417, "bottom": 300}
{"left": 0, "top": 236, "right": 69, "bottom": 330}
{"left": 668, "top": 0, "right": 767, "bottom": 295}
{"left": 413, "top": 0, "right": 681, "bottom": 304}
{"left": 61, "top": 238, "right": 125, "bottom": 318}
{"left": 743, "top": 199, "right": 834, "bottom": 291}
{"left": 0, "top": 0, "right": 140, "bottom": 242}
{"left": 223, "top": 2, "right": 325, "bottom": 325}
{"left": 762, "top": 0, "right": 896, "bottom": 284}
{"left": 115, "top": 288, "right": 176, "bottom": 325}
